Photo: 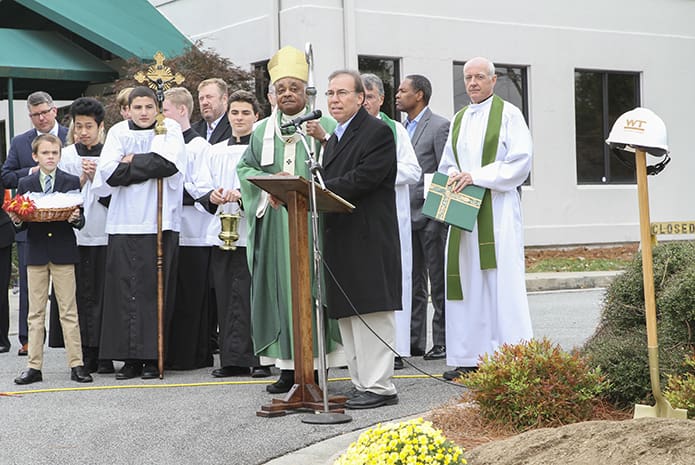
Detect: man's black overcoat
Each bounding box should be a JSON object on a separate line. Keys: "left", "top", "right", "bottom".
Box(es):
{"left": 322, "top": 106, "right": 402, "bottom": 320}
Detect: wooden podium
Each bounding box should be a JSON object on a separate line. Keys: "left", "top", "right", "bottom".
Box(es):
{"left": 247, "top": 176, "right": 353, "bottom": 417}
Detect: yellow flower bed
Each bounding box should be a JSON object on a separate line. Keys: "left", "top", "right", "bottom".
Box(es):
{"left": 334, "top": 418, "right": 466, "bottom": 465}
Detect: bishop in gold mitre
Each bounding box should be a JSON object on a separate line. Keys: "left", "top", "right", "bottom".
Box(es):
{"left": 236, "top": 46, "right": 343, "bottom": 395}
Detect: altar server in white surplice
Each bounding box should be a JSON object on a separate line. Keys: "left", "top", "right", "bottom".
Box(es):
{"left": 91, "top": 86, "right": 186, "bottom": 381}
{"left": 361, "top": 74, "right": 421, "bottom": 370}
{"left": 438, "top": 57, "right": 532, "bottom": 381}
{"left": 162, "top": 87, "right": 218, "bottom": 370}
{"left": 206, "top": 90, "right": 266, "bottom": 379}
{"left": 58, "top": 97, "right": 112, "bottom": 374}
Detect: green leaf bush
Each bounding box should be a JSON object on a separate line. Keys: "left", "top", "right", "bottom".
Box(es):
{"left": 462, "top": 338, "right": 609, "bottom": 431}
{"left": 664, "top": 353, "right": 695, "bottom": 417}
{"left": 582, "top": 241, "right": 695, "bottom": 407}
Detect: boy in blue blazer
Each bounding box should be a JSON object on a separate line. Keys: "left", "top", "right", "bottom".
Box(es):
{"left": 10, "top": 134, "right": 92, "bottom": 385}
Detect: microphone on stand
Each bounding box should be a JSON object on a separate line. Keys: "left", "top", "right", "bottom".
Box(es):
{"left": 280, "top": 109, "right": 322, "bottom": 129}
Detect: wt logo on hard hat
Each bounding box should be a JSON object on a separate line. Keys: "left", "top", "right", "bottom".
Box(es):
{"left": 624, "top": 119, "right": 647, "bottom": 132}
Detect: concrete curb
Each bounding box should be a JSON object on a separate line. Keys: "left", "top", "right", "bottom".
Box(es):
{"left": 525, "top": 270, "right": 622, "bottom": 292}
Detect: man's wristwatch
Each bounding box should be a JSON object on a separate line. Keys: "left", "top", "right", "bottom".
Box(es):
{"left": 323, "top": 133, "right": 331, "bottom": 143}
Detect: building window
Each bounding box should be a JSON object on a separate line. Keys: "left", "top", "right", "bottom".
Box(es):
{"left": 453, "top": 62, "right": 529, "bottom": 122}
{"left": 358, "top": 55, "right": 401, "bottom": 121}
{"left": 453, "top": 62, "right": 530, "bottom": 185}
{"left": 253, "top": 60, "right": 272, "bottom": 118}
{"left": 575, "top": 70, "right": 640, "bottom": 184}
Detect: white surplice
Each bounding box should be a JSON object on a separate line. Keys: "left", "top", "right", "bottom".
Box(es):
{"left": 91, "top": 118, "right": 186, "bottom": 234}
{"left": 438, "top": 96, "right": 533, "bottom": 367}
{"left": 206, "top": 141, "right": 248, "bottom": 247}
{"left": 59, "top": 144, "right": 107, "bottom": 246}
{"left": 181, "top": 135, "right": 215, "bottom": 247}
{"left": 385, "top": 118, "right": 421, "bottom": 356}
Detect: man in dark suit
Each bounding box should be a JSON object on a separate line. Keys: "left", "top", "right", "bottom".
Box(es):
{"left": 323, "top": 70, "right": 402, "bottom": 410}
{"left": 0, "top": 178, "right": 15, "bottom": 353}
{"left": 1, "top": 91, "right": 68, "bottom": 356}
{"left": 191, "top": 78, "right": 232, "bottom": 144}
{"left": 10, "top": 134, "right": 91, "bottom": 384}
{"left": 396, "top": 75, "right": 450, "bottom": 361}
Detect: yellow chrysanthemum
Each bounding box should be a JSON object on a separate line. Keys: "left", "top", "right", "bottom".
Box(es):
{"left": 333, "top": 418, "right": 466, "bottom": 465}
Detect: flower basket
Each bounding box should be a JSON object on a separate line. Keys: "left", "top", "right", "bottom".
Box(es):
{"left": 3, "top": 192, "right": 82, "bottom": 223}
{"left": 18, "top": 206, "right": 78, "bottom": 223}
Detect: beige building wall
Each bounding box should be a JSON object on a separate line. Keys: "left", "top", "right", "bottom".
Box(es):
{"left": 152, "top": 1, "right": 695, "bottom": 245}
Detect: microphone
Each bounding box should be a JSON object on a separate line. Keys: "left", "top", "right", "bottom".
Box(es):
{"left": 280, "top": 109, "right": 322, "bottom": 129}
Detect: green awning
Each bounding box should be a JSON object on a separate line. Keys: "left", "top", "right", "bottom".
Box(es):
{"left": 16, "top": 0, "right": 191, "bottom": 60}
{"left": 0, "top": 28, "right": 117, "bottom": 81}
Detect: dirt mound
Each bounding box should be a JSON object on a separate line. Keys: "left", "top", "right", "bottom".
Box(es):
{"left": 465, "top": 417, "right": 695, "bottom": 465}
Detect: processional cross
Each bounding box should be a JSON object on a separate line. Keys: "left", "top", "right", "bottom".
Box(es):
{"left": 133, "top": 51, "right": 185, "bottom": 134}
{"left": 132, "top": 51, "right": 184, "bottom": 379}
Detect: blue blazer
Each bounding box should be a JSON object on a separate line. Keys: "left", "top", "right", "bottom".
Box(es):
{"left": 1, "top": 125, "right": 69, "bottom": 189}
{"left": 17, "top": 169, "right": 84, "bottom": 266}
{"left": 1, "top": 125, "right": 68, "bottom": 243}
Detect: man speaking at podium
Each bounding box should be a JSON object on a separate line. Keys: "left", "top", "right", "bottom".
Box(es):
{"left": 322, "top": 70, "right": 402, "bottom": 410}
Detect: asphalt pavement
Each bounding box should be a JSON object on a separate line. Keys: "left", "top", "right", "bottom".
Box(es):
{"left": 0, "top": 274, "right": 609, "bottom": 465}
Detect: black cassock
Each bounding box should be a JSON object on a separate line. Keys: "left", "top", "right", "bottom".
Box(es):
{"left": 99, "top": 232, "right": 178, "bottom": 361}
{"left": 98, "top": 150, "right": 180, "bottom": 361}
{"left": 210, "top": 246, "right": 258, "bottom": 368}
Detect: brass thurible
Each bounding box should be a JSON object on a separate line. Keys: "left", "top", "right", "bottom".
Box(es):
{"left": 218, "top": 213, "right": 240, "bottom": 251}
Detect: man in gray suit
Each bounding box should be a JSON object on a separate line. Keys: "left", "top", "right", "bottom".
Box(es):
{"left": 396, "top": 75, "right": 450, "bottom": 360}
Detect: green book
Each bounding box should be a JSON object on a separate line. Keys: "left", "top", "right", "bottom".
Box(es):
{"left": 422, "top": 172, "right": 485, "bottom": 232}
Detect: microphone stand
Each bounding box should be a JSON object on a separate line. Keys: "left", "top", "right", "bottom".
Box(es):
{"left": 293, "top": 125, "right": 352, "bottom": 425}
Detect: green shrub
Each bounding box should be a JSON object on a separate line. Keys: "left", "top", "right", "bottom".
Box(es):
{"left": 582, "top": 241, "right": 695, "bottom": 407}
{"left": 657, "top": 262, "right": 695, "bottom": 346}
{"left": 462, "top": 338, "right": 609, "bottom": 431}
{"left": 664, "top": 353, "right": 695, "bottom": 417}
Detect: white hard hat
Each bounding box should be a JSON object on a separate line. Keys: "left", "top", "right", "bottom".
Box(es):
{"left": 605, "top": 107, "right": 669, "bottom": 157}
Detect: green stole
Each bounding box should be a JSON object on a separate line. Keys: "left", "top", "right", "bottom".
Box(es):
{"left": 379, "top": 111, "right": 397, "bottom": 139}
{"left": 446, "top": 94, "right": 503, "bottom": 300}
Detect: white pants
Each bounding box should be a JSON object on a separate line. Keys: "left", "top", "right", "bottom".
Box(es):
{"left": 338, "top": 311, "right": 397, "bottom": 396}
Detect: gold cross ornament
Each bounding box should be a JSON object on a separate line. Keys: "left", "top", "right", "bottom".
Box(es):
{"left": 133, "top": 51, "right": 185, "bottom": 135}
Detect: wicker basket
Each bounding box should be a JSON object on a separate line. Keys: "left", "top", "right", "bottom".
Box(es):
{"left": 19, "top": 206, "right": 78, "bottom": 223}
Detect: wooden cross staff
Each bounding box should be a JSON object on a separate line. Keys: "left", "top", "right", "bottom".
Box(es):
{"left": 134, "top": 51, "right": 184, "bottom": 379}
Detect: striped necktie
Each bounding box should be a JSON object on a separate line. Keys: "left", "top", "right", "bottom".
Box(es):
{"left": 44, "top": 174, "right": 52, "bottom": 193}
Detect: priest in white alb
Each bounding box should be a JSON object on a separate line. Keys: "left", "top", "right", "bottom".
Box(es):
{"left": 438, "top": 57, "right": 533, "bottom": 380}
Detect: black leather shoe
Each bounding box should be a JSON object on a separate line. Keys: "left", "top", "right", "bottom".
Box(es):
{"left": 423, "top": 345, "right": 446, "bottom": 360}
{"left": 212, "top": 366, "right": 250, "bottom": 378}
{"left": 394, "top": 356, "right": 404, "bottom": 370}
{"left": 97, "top": 360, "right": 115, "bottom": 374}
{"left": 443, "top": 366, "right": 478, "bottom": 380}
{"left": 17, "top": 343, "right": 28, "bottom": 356}
{"left": 116, "top": 362, "right": 142, "bottom": 380}
{"left": 141, "top": 363, "right": 160, "bottom": 379}
{"left": 0, "top": 345, "right": 10, "bottom": 353}
{"left": 71, "top": 366, "right": 93, "bottom": 383}
{"left": 342, "top": 386, "right": 362, "bottom": 400}
{"left": 345, "top": 391, "right": 399, "bottom": 410}
{"left": 14, "top": 368, "right": 42, "bottom": 385}
{"left": 250, "top": 366, "right": 272, "bottom": 378}
{"left": 266, "top": 370, "right": 294, "bottom": 394}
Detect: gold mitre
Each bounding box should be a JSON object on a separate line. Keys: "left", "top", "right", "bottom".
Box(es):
{"left": 268, "top": 46, "right": 308, "bottom": 83}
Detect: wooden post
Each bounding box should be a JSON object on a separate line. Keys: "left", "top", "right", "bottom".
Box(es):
{"left": 157, "top": 177, "right": 164, "bottom": 379}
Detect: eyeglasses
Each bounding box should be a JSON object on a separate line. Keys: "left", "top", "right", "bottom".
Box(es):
{"left": 29, "top": 108, "right": 55, "bottom": 119}
{"left": 325, "top": 89, "right": 355, "bottom": 99}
